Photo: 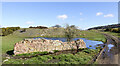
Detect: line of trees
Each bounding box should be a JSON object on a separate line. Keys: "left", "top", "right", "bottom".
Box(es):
{"left": 88, "top": 24, "right": 120, "bottom": 30}
{"left": 0, "top": 27, "right": 20, "bottom": 36}
{"left": 52, "top": 24, "right": 61, "bottom": 28}
{"left": 104, "top": 28, "right": 120, "bottom": 33}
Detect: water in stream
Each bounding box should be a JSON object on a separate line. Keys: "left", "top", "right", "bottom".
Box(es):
{"left": 33, "top": 37, "right": 104, "bottom": 49}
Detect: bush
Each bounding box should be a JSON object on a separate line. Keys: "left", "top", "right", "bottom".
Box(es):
{"left": 38, "top": 56, "right": 48, "bottom": 62}
{"left": 53, "top": 50, "right": 59, "bottom": 53}
{"left": 111, "top": 28, "right": 120, "bottom": 33}
{"left": 64, "top": 24, "right": 77, "bottom": 42}
{"left": 96, "top": 46, "right": 102, "bottom": 50}
{"left": 105, "top": 28, "right": 120, "bottom": 33}
{"left": 83, "top": 49, "right": 96, "bottom": 54}
{"left": 2, "top": 27, "right": 20, "bottom": 36}
{"left": 89, "top": 45, "right": 92, "bottom": 47}
{"left": 105, "top": 28, "right": 112, "bottom": 31}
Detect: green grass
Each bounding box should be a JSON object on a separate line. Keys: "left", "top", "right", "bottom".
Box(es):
{"left": 2, "top": 28, "right": 106, "bottom": 54}
{"left": 2, "top": 28, "right": 105, "bottom": 64}
{"left": 15, "top": 51, "right": 49, "bottom": 57}
{"left": 3, "top": 49, "right": 100, "bottom": 64}
{"left": 100, "top": 31, "right": 120, "bottom": 38}
{"left": 78, "top": 30, "right": 106, "bottom": 43}
{"left": 2, "top": 35, "right": 24, "bottom": 54}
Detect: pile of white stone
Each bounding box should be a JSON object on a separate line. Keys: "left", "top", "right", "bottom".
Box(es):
{"left": 14, "top": 38, "right": 86, "bottom": 55}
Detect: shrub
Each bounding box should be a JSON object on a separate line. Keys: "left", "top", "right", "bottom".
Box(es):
{"left": 104, "top": 28, "right": 112, "bottom": 31}
{"left": 89, "top": 45, "right": 92, "bottom": 47}
{"left": 64, "top": 24, "right": 78, "bottom": 42}
{"left": 38, "top": 56, "right": 48, "bottom": 62}
{"left": 83, "top": 49, "right": 91, "bottom": 54}
{"left": 105, "top": 28, "right": 120, "bottom": 33}
{"left": 45, "top": 55, "right": 53, "bottom": 59}
{"left": 83, "top": 49, "right": 96, "bottom": 54}
{"left": 96, "top": 46, "right": 102, "bottom": 50}
{"left": 2, "top": 27, "right": 20, "bottom": 36}
{"left": 53, "top": 50, "right": 59, "bottom": 53}
{"left": 111, "top": 28, "right": 120, "bottom": 33}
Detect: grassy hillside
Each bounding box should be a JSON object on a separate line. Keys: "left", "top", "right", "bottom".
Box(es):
{"left": 12, "top": 28, "right": 106, "bottom": 41}
{"left": 88, "top": 24, "right": 120, "bottom": 30}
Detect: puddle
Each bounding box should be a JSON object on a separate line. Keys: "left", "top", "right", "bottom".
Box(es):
{"left": 101, "top": 44, "right": 115, "bottom": 59}
{"left": 107, "top": 44, "right": 114, "bottom": 52}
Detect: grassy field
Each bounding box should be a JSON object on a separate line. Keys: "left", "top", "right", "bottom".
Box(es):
{"left": 3, "top": 49, "right": 100, "bottom": 64}
{"left": 2, "top": 36, "right": 24, "bottom": 54}
{"left": 2, "top": 28, "right": 106, "bottom": 64}
{"left": 100, "top": 31, "right": 120, "bottom": 38}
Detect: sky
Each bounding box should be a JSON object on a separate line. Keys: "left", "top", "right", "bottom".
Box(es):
{"left": 1, "top": 2, "right": 118, "bottom": 30}
{"left": 1, "top": 0, "right": 119, "bottom": 2}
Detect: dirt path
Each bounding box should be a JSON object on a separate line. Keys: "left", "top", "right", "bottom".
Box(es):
{"left": 97, "top": 33, "right": 119, "bottom": 65}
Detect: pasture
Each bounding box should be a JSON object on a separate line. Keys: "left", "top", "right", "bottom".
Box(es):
{"left": 2, "top": 28, "right": 106, "bottom": 64}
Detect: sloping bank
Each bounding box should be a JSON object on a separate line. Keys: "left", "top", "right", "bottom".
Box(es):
{"left": 96, "top": 33, "right": 119, "bottom": 64}
{"left": 89, "top": 31, "right": 119, "bottom": 64}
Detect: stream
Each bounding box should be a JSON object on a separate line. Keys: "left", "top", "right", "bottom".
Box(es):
{"left": 33, "top": 37, "right": 104, "bottom": 49}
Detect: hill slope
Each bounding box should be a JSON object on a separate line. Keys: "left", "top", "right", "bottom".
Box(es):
{"left": 88, "top": 24, "right": 120, "bottom": 30}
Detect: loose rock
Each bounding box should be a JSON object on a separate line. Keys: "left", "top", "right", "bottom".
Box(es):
{"left": 14, "top": 38, "right": 86, "bottom": 55}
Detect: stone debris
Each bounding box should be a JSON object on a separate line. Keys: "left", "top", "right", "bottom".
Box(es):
{"left": 6, "top": 57, "right": 10, "bottom": 59}
{"left": 3, "top": 59, "right": 8, "bottom": 63}
{"left": 14, "top": 38, "right": 86, "bottom": 55}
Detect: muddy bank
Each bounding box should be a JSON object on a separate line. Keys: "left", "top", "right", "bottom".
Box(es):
{"left": 96, "top": 33, "right": 119, "bottom": 64}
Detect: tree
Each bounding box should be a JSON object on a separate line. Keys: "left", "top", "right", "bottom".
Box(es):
{"left": 64, "top": 24, "right": 78, "bottom": 42}
{"left": 70, "top": 25, "right": 77, "bottom": 29}
{"left": 52, "top": 24, "right": 61, "bottom": 28}
{"left": 64, "top": 24, "right": 82, "bottom": 53}
{"left": 1, "top": 27, "right": 20, "bottom": 36}
{"left": 64, "top": 24, "right": 78, "bottom": 50}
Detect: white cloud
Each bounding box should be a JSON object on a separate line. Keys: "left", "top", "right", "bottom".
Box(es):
{"left": 57, "top": 14, "right": 68, "bottom": 20}
{"left": 96, "top": 12, "right": 103, "bottom": 16}
{"left": 104, "top": 14, "right": 114, "bottom": 17}
{"left": 26, "top": 21, "right": 34, "bottom": 24}
{"left": 80, "top": 12, "right": 82, "bottom": 15}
